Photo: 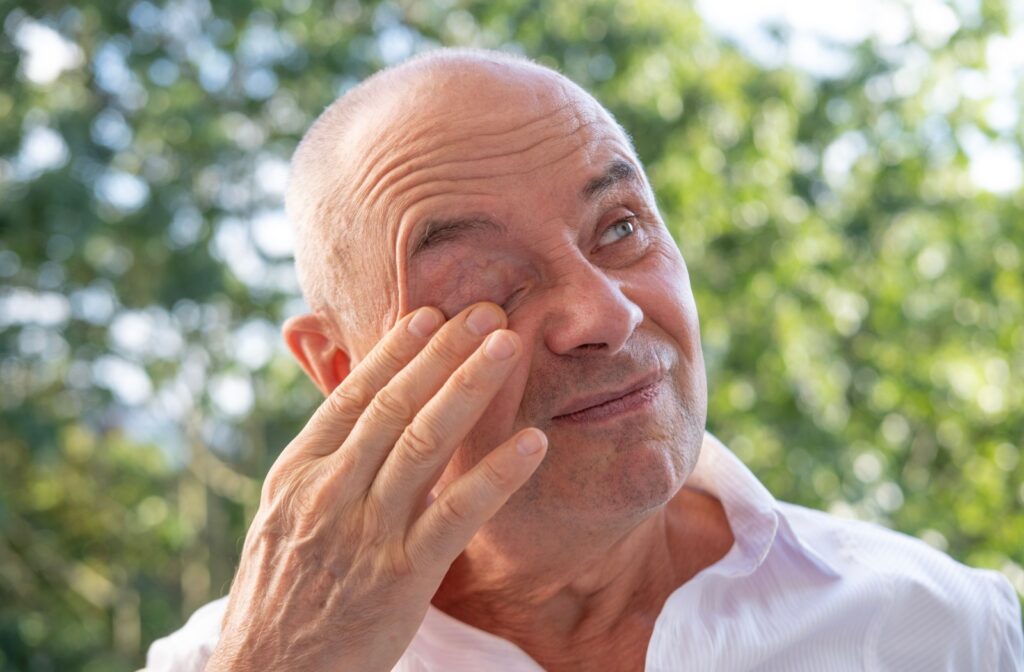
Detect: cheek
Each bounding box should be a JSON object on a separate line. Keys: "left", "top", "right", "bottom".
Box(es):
{"left": 633, "top": 243, "right": 701, "bottom": 352}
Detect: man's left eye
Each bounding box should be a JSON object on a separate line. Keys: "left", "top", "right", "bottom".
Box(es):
{"left": 598, "top": 219, "right": 636, "bottom": 247}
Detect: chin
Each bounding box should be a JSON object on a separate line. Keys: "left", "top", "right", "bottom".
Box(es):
{"left": 534, "top": 398, "right": 704, "bottom": 530}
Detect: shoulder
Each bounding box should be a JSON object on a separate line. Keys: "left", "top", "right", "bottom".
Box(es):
{"left": 143, "top": 597, "right": 228, "bottom": 672}
{"left": 778, "top": 502, "right": 1023, "bottom": 669}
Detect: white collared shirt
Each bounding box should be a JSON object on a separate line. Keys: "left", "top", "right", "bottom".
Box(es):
{"left": 144, "top": 433, "right": 1023, "bottom": 671}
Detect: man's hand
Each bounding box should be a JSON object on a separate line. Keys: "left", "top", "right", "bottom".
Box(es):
{"left": 205, "top": 303, "right": 547, "bottom": 671}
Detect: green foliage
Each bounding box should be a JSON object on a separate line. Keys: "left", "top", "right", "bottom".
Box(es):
{"left": 0, "top": 0, "right": 1021, "bottom": 669}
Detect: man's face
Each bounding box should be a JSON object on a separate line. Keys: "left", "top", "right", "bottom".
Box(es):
{"left": 347, "top": 64, "right": 707, "bottom": 535}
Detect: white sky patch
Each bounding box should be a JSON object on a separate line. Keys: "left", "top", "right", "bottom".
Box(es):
{"left": 0, "top": 288, "right": 70, "bottom": 327}
{"left": 91, "top": 108, "right": 133, "bottom": 151}
{"left": 210, "top": 373, "right": 255, "bottom": 417}
{"left": 232, "top": 318, "right": 280, "bottom": 370}
{"left": 12, "top": 19, "right": 83, "bottom": 84}
{"left": 93, "top": 42, "right": 133, "bottom": 94}
{"left": 254, "top": 155, "right": 290, "bottom": 198}
{"left": 697, "top": 0, "right": 1021, "bottom": 194}
{"left": 823, "top": 131, "right": 869, "bottom": 188}
{"left": 912, "top": 0, "right": 961, "bottom": 48}
{"left": 109, "top": 308, "right": 185, "bottom": 360}
{"left": 694, "top": 0, "right": 966, "bottom": 77}
{"left": 959, "top": 124, "right": 1024, "bottom": 194}
{"left": 14, "top": 125, "right": 69, "bottom": 179}
{"left": 238, "top": 18, "right": 296, "bottom": 67}
{"left": 696, "top": 0, "right": 894, "bottom": 77}
{"left": 69, "top": 283, "right": 118, "bottom": 324}
{"left": 95, "top": 169, "right": 150, "bottom": 212}
{"left": 377, "top": 24, "right": 417, "bottom": 65}
{"left": 212, "top": 216, "right": 265, "bottom": 283}
{"left": 92, "top": 355, "right": 154, "bottom": 405}
{"left": 698, "top": 0, "right": 876, "bottom": 45}
{"left": 968, "top": 140, "right": 1023, "bottom": 194}
{"left": 251, "top": 208, "right": 293, "bottom": 258}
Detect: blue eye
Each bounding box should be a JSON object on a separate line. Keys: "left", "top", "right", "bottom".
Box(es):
{"left": 598, "top": 219, "right": 635, "bottom": 246}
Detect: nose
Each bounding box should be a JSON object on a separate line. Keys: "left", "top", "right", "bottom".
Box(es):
{"left": 542, "top": 259, "right": 643, "bottom": 356}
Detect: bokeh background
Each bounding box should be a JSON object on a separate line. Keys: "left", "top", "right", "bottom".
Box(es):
{"left": 1, "top": 0, "right": 1022, "bottom": 669}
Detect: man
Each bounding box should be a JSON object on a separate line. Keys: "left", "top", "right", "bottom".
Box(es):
{"left": 145, "top": 48, "right": 1022, "bottom": 671}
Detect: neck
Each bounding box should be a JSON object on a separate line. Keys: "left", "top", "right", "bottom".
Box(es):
{"left": 431, "top": 486, "right": 733, "bottom": 671}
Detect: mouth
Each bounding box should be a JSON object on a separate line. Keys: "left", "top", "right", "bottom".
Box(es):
{"left": 551, "top": 372, "right": 664, "bottom": 424}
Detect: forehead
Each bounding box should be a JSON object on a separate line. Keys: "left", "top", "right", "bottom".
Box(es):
{"left": 347, "top": 64, "right": 636, "bottom": 226}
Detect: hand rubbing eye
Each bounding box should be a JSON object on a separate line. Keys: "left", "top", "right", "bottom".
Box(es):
{"left": 501, "top": 288, "right": 523, "bottom": 312}
{"left": 598, "top": 219, "right": 635, "bottom": 247}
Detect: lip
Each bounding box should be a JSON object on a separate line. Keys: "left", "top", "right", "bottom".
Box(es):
{"left": 551, "top": 370, "right": 664, "bottom": 422}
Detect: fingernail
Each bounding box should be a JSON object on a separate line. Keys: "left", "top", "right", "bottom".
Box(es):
{"left": 516, "top": 430, "right": 546, "bottom": 456}
{"left": 466, "top": 305, "right": 500, "bottom": 336}
{"left": 484, "top": 331, "right": 516, "bottom": 360}
{"left": 408, "top": 309, "right": 440, "bottom": 338}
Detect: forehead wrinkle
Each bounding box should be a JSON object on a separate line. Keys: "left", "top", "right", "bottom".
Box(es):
{"left": 374, "top": 119, "right": 617, "bottom": 227}
{"left": 384, "top": 133, "right": 624, "bottom": 254}
{"left": 358, "top": 106, "right": 594, "bottom": 211}
{"left": 445, "top": 98, "right": 577, "bottom": 142}
{"left": 350, "top": 97, "right": 575, "bottom": 204}
{"left": 370, "top": 127, "right": 591, "bottom": 212}
{"left": 387, "top": 127, "right": 631, "bottom": 252}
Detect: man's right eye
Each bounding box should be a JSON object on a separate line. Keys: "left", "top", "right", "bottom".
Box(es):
{"left": 501, "top": 288, "right": 526, "bottom": 313}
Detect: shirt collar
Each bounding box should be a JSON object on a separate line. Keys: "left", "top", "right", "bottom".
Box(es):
{"left": 690, "top": 431, "right": 840, "bottom": 579}
{"left": 412, "top": 431, "right": 840, "bottom": 669}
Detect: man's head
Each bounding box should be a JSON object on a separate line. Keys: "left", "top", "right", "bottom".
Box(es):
{"left": 283, "top": 48, "right": 707, "bottom": 555}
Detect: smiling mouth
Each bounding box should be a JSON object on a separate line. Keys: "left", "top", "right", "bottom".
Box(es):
{"left": 551, "top": 379, "right": 663, "bottom": 424}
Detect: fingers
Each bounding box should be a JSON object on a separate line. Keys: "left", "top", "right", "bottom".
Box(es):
{"left": 332, "top": 302, "right": 510, "bottom": 487}
{"left": 405, "top": 428, "right": 547, "bottom": 571}
{"left": 284, "top": 307, "right": 443, "bottom": 461}
{"left": 369, "top": 327, "right": 522, "bottom": 503}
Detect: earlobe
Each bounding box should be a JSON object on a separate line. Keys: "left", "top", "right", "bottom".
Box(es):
{"left": 282, "top": 313, "right": 352, "bottom": 397}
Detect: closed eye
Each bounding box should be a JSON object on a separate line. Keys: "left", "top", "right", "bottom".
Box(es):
{"left": 501, "top": 287, "right": 525, "bottom": 312}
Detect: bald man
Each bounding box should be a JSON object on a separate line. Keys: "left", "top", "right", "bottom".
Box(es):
{"left": 145, "top": 49, "right": 1022, "bottom": 671}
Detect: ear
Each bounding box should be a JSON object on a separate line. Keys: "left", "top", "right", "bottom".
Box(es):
{"left": 282, "top": 313, "right": 352, "bottom": 397}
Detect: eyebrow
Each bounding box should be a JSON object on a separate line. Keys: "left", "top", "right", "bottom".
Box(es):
{"left": 409, "top": 215, "right": 506, "bottom": 258}
{"left": 580, "top": 159, "right": 639, "bottom": 201}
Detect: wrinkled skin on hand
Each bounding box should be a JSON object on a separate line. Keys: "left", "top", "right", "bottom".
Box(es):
{"left": 206, "top": 303, "right": 547, "bottom": 672}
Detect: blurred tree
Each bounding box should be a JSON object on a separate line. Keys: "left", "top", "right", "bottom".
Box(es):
{"left": 0, "top": 0, "right": 1021, "bottom": 669}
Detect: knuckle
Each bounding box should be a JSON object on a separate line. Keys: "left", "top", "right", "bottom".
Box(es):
{"left": 320, "top": 449, "right": 357, "bottom": 483}
{"left": 379, "top": 550, "right": 417, "bottom": 584}
{"left": 423, "top": 333, "right": 464, "bottom": 366}
{"left": 477, "top": 458, "right": 513, "bottom": 492}
{"left": 372, "top": 385, "right": 415, "bottom": 422}
{"left": 262, "top": 458, "right": 302, "bottom": 502}
{"left": 288, "top": 477, "right": 324, "bottom": 521}
{"left": 373, "top": 342, "right": 407, "bottom": 372}
{"left": 399, "top": 423, "right": 438, "bottom": 467}
{"left": 437, "top": 495, "right": 475, "bottom": 531}
{"left": 326, "top": 382, "right": 373, "bottom": 421}
{"left": 271, "top": 467, "right": 339, "bottom": 525}
{"left": 447, "top": 366, "right": 482, "bottom": 397}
